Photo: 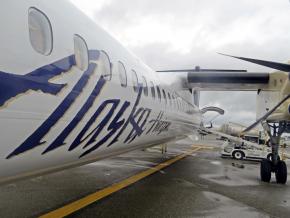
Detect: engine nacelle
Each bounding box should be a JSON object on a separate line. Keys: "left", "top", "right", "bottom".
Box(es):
{"left": 256, "top": 91, "right": 280, "bottom": 119}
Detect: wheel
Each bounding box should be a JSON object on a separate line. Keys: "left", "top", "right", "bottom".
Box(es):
{"left": 232, "top": 150, "right": 244, "bottom": 160}
{"left": 275, "top": 160, "right": 287, "bottom": 184}
{"left": 261, "top": 159, "right": 272, "bottom": 182}
{"left": 267, "top": 153, "right": 280, "bottom": 162}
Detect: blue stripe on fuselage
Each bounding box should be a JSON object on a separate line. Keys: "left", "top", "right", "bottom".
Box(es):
{"left": 5, "top": 50, "right": 100, "bottom": 159}
{"left": 0, "top": 55, "right": 75, "bottom": 107}
{"left": 6, "top": 63, "right": 98, "bottom": 159}
{"left": 4, "top": 49, "right": 153, "bottom": 159}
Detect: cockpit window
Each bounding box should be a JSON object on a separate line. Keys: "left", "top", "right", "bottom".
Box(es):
{"left": 28, "top": 7, "right": 53, "bottom": 55}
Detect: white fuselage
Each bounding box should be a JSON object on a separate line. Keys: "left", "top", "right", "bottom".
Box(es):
{"left": 0, "top": 0, "right": 201, "bottom": 184}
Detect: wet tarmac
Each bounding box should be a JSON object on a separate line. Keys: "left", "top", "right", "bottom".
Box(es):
{"left": 1, "top": 137, "right": 290, "bottom": 218}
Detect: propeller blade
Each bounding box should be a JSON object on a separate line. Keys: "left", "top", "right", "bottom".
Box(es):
{"left": 242, "top": 94, "right": 290, "bottom": 133}
{"left": 219, "top": 53, "right": 290, "bottom": 72}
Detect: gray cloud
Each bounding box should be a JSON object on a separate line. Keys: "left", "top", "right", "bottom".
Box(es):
{"left": 72, "top": 0, "right": 290, "bottom": 126}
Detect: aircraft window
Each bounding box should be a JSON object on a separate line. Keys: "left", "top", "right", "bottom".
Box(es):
{"left": 118, "top": 61, "right": 127, "bottom": 87}
{"left": 132, "top": 70, "right": 139, "bottom": 93}
{"left": 150, "top": 82, "right": 155, "bottom": 99}
{"left": 168, "top": 93, "right": 172, "bottom": 106}
{"left": 98, "top": 51, "right": 112, "bottom": 80}
{"left": 28, "top": 7, "right": 53, "bottom": 55}
{"left": 162, "top": 89, "right": 167, "bottom": 104}
{"left": 74, "top": 34, "right": 89, "bottom": 71}
{"left": 141, "top": 76, "right": 148, "bottom": 96}
{"left": 156, "top": 86, "right": 161, "bottom": 101}
{"left": 172, "top": 95, "right": 176, "bottom": 108}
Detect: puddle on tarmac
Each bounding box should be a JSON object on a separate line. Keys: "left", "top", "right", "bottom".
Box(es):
{"left": 200, "top": 191, "right": 269, "bottom": 218}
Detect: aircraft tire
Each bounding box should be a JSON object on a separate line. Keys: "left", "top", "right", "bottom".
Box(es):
{"left": 232, "top": 151, "right": 244, "bottom": 160}
{"left": 260, "top": 159, "right": 271, "bottom": 183}
{"left": 267, "top": 153, "right": 280, "bottom": 162}
{"left": 275, "top": 160, "right": 287, "bottom": 184}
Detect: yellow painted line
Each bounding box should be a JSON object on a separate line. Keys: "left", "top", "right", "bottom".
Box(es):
{"left": 39, "top": 146, "right": 202, "bottom": 218}
{"left": 191, "top": 145, "right": 214, "bottom": 150}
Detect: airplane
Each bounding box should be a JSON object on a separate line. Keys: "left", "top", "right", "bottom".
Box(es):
{"left": 0, "top": 0, "right": 290, "bottom": 186}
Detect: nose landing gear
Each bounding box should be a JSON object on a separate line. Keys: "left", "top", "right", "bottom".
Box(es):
{"left": 260, "top": 158, "right": 287, "bottom": 184}
{"left": 260, "top": 121, "right": 287, "bottom": 184}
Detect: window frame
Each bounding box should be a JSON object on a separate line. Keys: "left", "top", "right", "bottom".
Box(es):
{"left": 118, "top": 61, "right": 127, "bottom": 87}
{"left": 167, "top": 92, "right": 171, "bottom": 106}
{"left": 156, "top": 86, "right": 161, "bottom": 101}
{"left": 172, "top": 94, "right": 176, "bottom": 109}
{"left": 162, "top": 89, "right": 167, "bottom": 104}
{"left": 150, "top": 81, "right": 156, "bottom": 99}
{"left": 132, "top": 70, "right": 139, "bottom": 93}
{"left": 178, "top": 98, "right": 181, "bottom": 110}
{"left": 141, "top": 76, "right": 148, "bottom": 96}
{"left": 99, "top": 50, "right": 112, "bottom": 81}
{"left": 73, "top": 34, "right": 89, "bottom": 71}
{"left": 28, "top": 7, "right": 53, "bottom": 55}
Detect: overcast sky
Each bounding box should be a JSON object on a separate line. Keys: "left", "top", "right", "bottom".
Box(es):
{"left": 70, "top": 0, "right": 290, "bottom": 127}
